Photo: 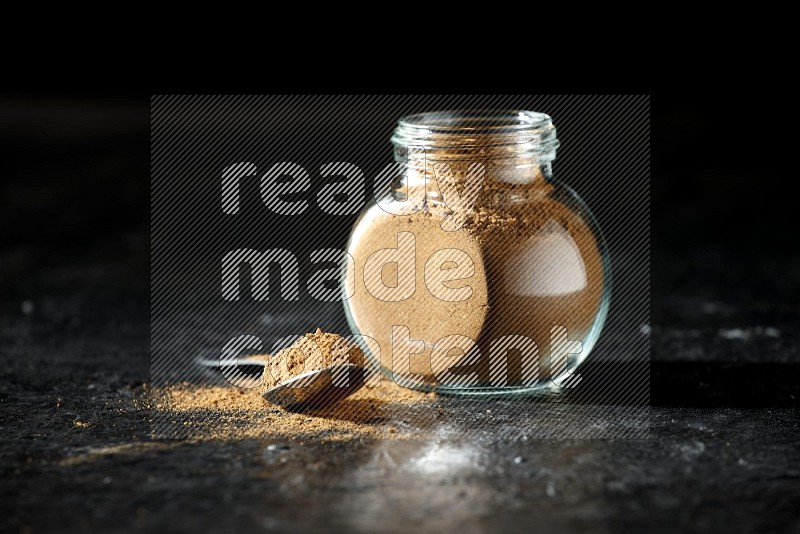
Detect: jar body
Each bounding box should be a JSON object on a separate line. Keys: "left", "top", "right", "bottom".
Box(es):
{"left": 343, "top": 112, "right": 610, "bottom": 396}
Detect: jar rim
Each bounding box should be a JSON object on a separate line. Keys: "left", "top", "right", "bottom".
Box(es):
{"left": 397, "top": 109, "right": 554, "bottom": 133}
{"left": 391, "top": 109, "right": 559, "bottom": 161}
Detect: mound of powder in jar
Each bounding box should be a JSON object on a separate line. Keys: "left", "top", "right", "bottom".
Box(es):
{"left": 261, "top": 329, "right": 368, "bottom": 391}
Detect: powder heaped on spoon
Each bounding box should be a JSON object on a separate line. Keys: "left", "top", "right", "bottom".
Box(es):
{"left": 260, "top": 329, "right": 368, "bottom": 391}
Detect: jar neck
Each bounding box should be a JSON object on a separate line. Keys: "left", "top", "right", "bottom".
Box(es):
{"left": 390, "top": 110, "right": 559, "bottom": 204}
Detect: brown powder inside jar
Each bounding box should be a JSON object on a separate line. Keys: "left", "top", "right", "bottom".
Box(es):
{"left": 346, "top": 160, "right": 605, "bottom": 388}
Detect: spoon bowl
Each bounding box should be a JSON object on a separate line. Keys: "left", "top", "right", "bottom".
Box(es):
{"left": 263, "top": 363, "right": 368, "bottom": 412}
{"left": 196, "top": 357, "right": 367, "bottom": 411}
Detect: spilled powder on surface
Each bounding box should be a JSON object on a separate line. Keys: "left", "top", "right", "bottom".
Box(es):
{"left": 149, "top": 380, "right": 434, "bottom": 441}
{"left": 149, "top": 330, "right": 435, "bottom": 442}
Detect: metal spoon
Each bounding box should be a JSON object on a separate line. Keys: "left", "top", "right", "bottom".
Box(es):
{"left": 196, "top": 357, "right": 367, "bottom": 412}
{"left": 263, "top": 363, "right": 368, "bottom": 411}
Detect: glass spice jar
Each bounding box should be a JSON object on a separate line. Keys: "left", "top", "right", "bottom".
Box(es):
{"left": 344, "top": 110, "right": 610, "bottom": 396}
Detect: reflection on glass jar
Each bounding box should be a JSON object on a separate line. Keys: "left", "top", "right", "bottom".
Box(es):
{"left": 344, "top": 110, "right": 610, "bottom": 396}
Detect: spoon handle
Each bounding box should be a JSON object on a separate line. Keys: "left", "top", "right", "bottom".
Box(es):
{"left": 195, "top": 358, "right": 267, "bottom": 369}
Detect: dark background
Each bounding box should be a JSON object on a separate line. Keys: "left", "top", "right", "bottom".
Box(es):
{"left": 2, "top": 95, "right": 798, "bottom": 533}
